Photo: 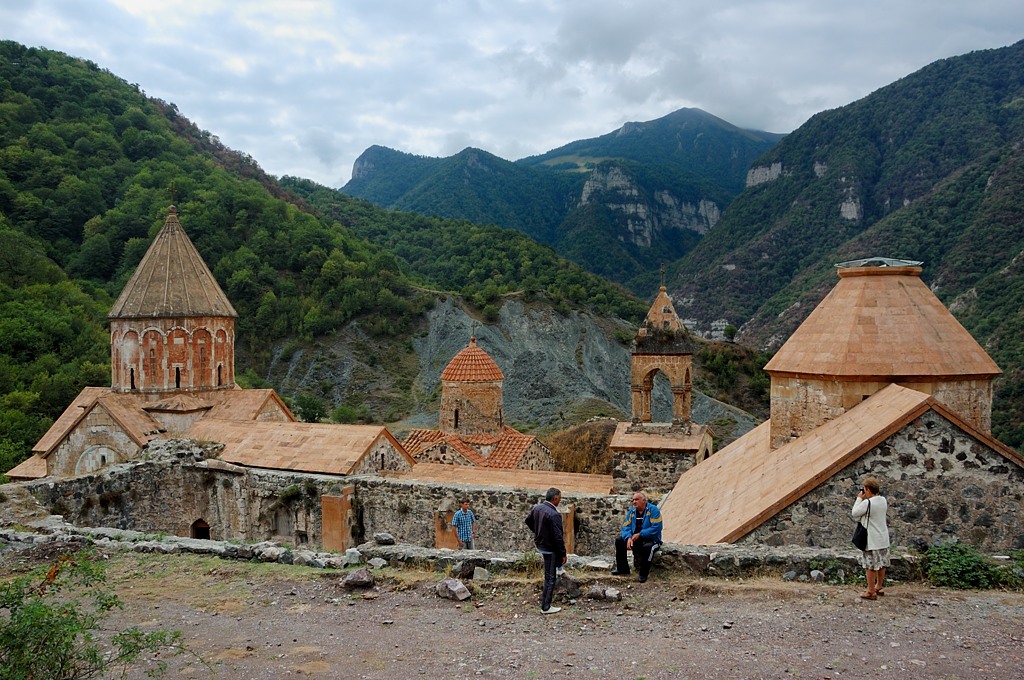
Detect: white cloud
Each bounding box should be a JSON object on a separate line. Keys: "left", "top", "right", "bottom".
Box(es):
{"left": 3, "top": 0, "right": 1024, "bottom": 186}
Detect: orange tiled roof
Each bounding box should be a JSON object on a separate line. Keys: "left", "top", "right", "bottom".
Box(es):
{"left": 402, "top": 429, "right": 447, "bottom": 456}
{"left": 392, "top": 462, "right": 613, "bottom": 495}
{"left": 186, "top": 419, "right": 413, "bottom": 475}
{"left": 204, "top": 388, "right": 295, "bottom": 421}
{"left": 108, "top": 206, "right": 237, "bottom": 319}
{"left": 441, "top": 337, "right": 504, "bottom": 382}
{"left": 484, "top": 428, "right": 538, "bottom": 468}
{"left": 658, "top": 383, "right": 1022, "bottom": 545}
{"left": 765, "top": 265, "right": 1001, "bottom": 379}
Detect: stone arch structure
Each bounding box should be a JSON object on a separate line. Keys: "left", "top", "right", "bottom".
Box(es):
{"left": 74, "top": 445, "right": 118, "bottom": 475}
{"left": 630, "top": 354, "right": 692, "bottom": 423}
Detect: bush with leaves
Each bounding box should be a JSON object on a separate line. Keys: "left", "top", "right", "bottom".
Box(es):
{"left": 0, "top": 549, "right": 188, "bottom": 679}
{"left": 924, "top": 541, "right": 1021, "bottom": 590}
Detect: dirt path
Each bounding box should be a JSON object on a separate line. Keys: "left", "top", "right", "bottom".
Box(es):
{"left": 3, "top": 544, "right": 1023, "bottom": 679}
{"left": 68, "top": 552, "right": 1024, "bottom": 679}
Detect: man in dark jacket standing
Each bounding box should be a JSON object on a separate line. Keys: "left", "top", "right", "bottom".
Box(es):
{"left": 525, "top": 487, "right": 566, "bottom": 614}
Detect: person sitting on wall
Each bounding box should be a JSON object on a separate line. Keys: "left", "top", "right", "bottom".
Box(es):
{"left": 611, "top": 491, "right": 663, "bottom": 583}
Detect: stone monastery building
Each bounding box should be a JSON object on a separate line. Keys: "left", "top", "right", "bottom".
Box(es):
{"left": 6, "top": 207, "right": 1024, "bottom": 555}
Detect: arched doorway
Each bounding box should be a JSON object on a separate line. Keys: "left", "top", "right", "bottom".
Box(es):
{"left": 190, "top": 518, "right": 210, "bottom": 540}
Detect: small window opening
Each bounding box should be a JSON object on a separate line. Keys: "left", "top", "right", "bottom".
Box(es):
{"left": 175, "top": 367, "right": 181, "bottom": 388}
{"left": 129, "top": 368, "right": 136, "bottom": 390}
{"left": 454, "top": 408, "right": 459, "bottom": 429}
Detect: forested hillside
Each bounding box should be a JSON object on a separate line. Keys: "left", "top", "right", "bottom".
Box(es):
{"left": 342, "top": 109, "right": 781, "bottom": 293}
{"left": 669, "top": 40, "right": 1024, "bottom": 448}
{"left": 0, "top": 41, "right": 647, "bottom": 474}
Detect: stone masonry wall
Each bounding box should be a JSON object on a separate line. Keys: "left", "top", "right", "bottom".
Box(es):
{"left": 351, "top": 476, "right": 628, "bottom": 555}
{"left": 742, "top": 409, "right": 1024, "bottom": 552}
{"left": 612, "top": 448, "right": 695, "bottom": 494}
{"left": 23, "top": 456, "right": 633, "bottom": 556}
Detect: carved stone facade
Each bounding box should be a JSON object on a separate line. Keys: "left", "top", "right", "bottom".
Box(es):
{"left": 741, "top": 409, "right": 1024, "bottom": 552}
{"left": 110, "top": 317, "right": 235, "bottom": 393}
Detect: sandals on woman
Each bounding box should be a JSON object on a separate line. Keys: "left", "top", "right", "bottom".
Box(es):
{"left": 859, "top": 592, "right": 877, "bottom": 600}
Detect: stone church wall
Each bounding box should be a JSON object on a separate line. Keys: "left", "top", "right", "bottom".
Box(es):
{"left": 49, "top": 409, "right": 142, "bottom": 477}
{"left": 742, "top": 410, "right": 1024, "bottom": 552}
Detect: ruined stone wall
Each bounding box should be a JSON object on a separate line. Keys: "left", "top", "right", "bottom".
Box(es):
{"left": 612, "top": 448, "right": 696, "bottom": 494}
{"left": 351, "top": 476, "right": 628, "bottom": 555}
{"left": 24, "top": 458, "right": 631, "bottom": 555}
{"left": 743, "top": 410, "right": 1024, "bottom": 552}
{"left": 49, "top": 409, "right": 142, "bottom": 477}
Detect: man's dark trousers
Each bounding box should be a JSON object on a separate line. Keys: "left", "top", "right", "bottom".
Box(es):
{"left": 615, "top": 535, "right": 659, "bottom": 578}
{"left": 540, "top": 549, "right": 559, "bottom": 610}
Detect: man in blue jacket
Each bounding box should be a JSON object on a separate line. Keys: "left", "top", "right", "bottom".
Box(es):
{"left": 611, "top": 491, "right": 663, "bottom": 582}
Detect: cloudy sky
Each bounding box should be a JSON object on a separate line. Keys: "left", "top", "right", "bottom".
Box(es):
{"left": 4, "top": 1, "right": 1024, "bottom": 187}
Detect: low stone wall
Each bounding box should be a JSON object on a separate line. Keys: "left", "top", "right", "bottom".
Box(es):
{"left": 0, "top": 520, "right": 922, "bottom": 585}
{"left": 351, "top": 476, "right": 627, "bottom": 556}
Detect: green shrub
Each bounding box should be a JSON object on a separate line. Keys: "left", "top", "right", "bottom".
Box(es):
{"left": 924, "top": 542, "right": 1016, "bottom": 590}
{"left": 0, "top": 549, "right": 188, "bottom": 678}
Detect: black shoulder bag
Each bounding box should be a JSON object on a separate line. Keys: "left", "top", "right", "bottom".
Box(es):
{"left": 852, "top": 499, "right": 870, "bottom": 551}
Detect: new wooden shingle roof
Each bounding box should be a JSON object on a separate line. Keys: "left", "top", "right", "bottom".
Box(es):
{"left": 109, "top": 206, "right": 237, "bottom": 319}
{"left": 186, "top": 419, "right": 414, "bottom": 475}
{"left": 658, "top": 384, "right": 1024, "bottom": 545}
{"left": 764, "top": 265, "right": 1001, "bottom": 379}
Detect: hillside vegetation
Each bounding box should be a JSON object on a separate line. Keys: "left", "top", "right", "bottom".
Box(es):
{"left": 667, "top": 41, "right": 1024, "bottom": 449}
{"left": 0, "top": 41, "right": 649, "bottom": 472}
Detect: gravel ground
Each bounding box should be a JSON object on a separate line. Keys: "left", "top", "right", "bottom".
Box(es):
{"left": 4, "top": 544, "right": 1019, "bottom": 680}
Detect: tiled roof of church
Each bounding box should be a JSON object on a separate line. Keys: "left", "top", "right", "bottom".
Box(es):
{"left": 484, "top": 427, "right": 540, "bottom": 468}
{"left": 441, "top": 337, "right": 504, "bottom": 382}
{"left": 109, "top": 206, "right": 237, "bottom": 319}
{"left": 765, "top": 263, "right": 1000, "bottom": 379}
{"left": 402, "top": 429, "right": 447, "bottom": 455}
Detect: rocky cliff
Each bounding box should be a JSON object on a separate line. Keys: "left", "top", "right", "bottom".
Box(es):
{"left": 261, "top": 296, "right": 759, "bottom": 444}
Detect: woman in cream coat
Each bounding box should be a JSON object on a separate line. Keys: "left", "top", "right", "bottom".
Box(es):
{"left": 852, "top": 476, "right": 890, "bottom": 600}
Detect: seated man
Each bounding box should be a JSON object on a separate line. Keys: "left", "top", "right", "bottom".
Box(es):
{"left": 612, "top": 491, "right": 663, "bottom": 582}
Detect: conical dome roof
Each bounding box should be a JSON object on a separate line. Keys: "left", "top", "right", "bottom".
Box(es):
{"left": 109, "top": 206, "right": 237, "bottom": 319}
{"left": 765, "top": 263, "right": 1000, "bottom": 379}
{"left": 441, "top": 337, "right": 504, "bottom": 382}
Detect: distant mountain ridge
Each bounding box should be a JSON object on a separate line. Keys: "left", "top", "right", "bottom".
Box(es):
{"left": 667, "top": 40, "right": 1024, "bottom": 447}
{"left": 341, "top": 108, "right": 783, "bottom": 293}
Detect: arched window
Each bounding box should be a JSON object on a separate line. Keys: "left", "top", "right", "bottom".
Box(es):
{"left": 175, "top": 367, "right": 181, "bottom": 389}
{"left": 129, "top": 368, "right": 136, "bottom": 390}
